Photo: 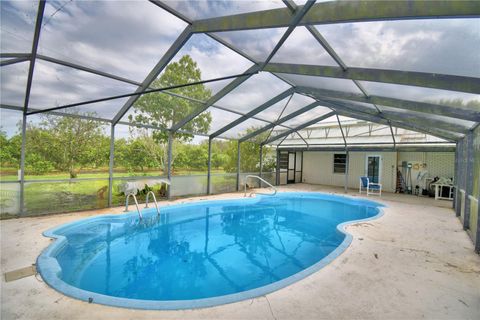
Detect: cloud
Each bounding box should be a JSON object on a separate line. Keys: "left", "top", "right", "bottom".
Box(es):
{"left": 0, "top": 61, "right": 29, "bottom": 106}
{"left": 359, "top": 81, "right": 480, "bottom": 106}
{"left": 36, "top": 0, "right": 188, "bottom": 81}
{"left": 255, "top": 93, "right": 315, "bottom": 121}
{"left": 271, "top": 27, "right": 337, "bottom": 66}
{"left": 315, "top": 18, "right": 480, "bottom": 78}
{"left": 219, "top": 116, "right": 269, "bottom": 139}
{"left": 213, "top": 28, "right": 286, "bottom": 61}
{"left": 0, "top": 108, "right": 23, "bottom": 137}
{"left": 0, "top": 0, "right": 38, "bottom": 53}
{"left": 165, "top": 0, "right": 285, "bottom": 21}
{"left": 167, "top": 33, "right": 254, "bottom": 92}
{"left": 278, "top": 73, "right": 362, "bottom": 94}
{"left": 28, "top": 60, "right": 136, "bottom": 118}
{"left": 215, "top": 71, "right": 291, "bottom": 113}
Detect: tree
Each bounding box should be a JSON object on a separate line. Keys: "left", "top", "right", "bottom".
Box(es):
{"left": 125, "top": 132, "right": 164, "bottom": 172}
{"left": 26, "top": 114, "right": 107, "bottom": 178}
{"left": 0, "top": 131, "right": 12, "bottom": 167}
{"left": 130, "top": 55, "right": 212, "bottom": 142}
{"left": 222, "top": 127, "right": 276, "bottom": 173}
{"left": 171, "top": 142, "right": 208, "bottom": 172}
{"left": 128, "top": 55, "right": 213, "bottom": 172}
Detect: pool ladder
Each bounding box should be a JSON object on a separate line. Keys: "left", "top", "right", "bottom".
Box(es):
{"left": 124, "top": 191, "right": 160, "bottom": 220}
{"left": 244, "top": 175, "right": 277, "bottom": 197}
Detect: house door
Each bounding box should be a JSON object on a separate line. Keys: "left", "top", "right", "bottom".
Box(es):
{"left": 366, "top": 155, "right": 381, "bottom": 183}
{"left": 287, "top": 152, "right": 296, "bottom": 184}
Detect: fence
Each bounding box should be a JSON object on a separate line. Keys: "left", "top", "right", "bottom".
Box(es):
{"left": 0, "top": 171, "right": 277, "bottom": 218}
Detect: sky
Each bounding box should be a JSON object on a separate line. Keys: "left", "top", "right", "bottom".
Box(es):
{"left": 1, "top": 0, "right": 479, "bottom": 140}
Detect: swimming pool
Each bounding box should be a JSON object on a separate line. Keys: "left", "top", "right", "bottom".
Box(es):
{"left": 37, "top": 192, "right": 383, "bottom": 310}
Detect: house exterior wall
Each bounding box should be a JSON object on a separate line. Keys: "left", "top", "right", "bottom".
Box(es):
{"left": 302, "top": 151, "right": 455, "bottom": 194}
{"left": 303, "top": 151, "right": 397, "bottom": 192}
{"left": 397, "top": 152, "right": 455, "bottom": 179}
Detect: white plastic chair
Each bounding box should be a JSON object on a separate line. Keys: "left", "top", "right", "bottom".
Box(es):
{"left": 359, "top": 176, "right": 382, "bottom": 196}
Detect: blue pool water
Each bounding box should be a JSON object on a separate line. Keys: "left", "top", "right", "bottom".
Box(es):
{"left": 37, "top": 192, "right": 383, "bottom": 309}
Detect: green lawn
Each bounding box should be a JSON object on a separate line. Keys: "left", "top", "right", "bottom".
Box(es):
{"left": 0, "top": 167, "right": 227, "bottom": 181}
{"left": 0, "top": 167, "right": 238, "bottom": 218}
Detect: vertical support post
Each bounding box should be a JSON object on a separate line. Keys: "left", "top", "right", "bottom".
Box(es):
{"left": 475, "top": 175, "right": 480, "bottom": 253}
{"left": 167, "top": 131, "right": 173, "bottom": 199}
{"left": 345, "top": 150, "right": 350, "bottom": 193}
{"left": 388, "top": 121, "right": 396, "bottom": 150}
{"left": 19, "top": 0, "right": 46, "bottom": 216}
{"left": 207, "top": 138, "right": 212, "bottom": 195}
{"left": 259, "top": 145, "right": 263, "bottom": 188}
{"left": 453, "top": 141, "right": 459, "bottom": 211}
{"left": 276, "top": 148, "right": 280, "bottom": 186}
{"left": 236, "top": 141, "right": 241, "bottom": 191}
{"left": 107, "top": 124, "right": 115, "bottom": 207}
{"left": 456, "top": 139, "right": 464, "bottom": 217}
{"left": 19, "top": 113, "right": 27, "bottom": 215}
{"left": 336, "top": 114, "right": 348, "bottom": 193}
{"left": 463, "top": 131, "right": 474, "bottom": 230}
{"left": 300, "top": 151, "right": 304, "bottom": 183}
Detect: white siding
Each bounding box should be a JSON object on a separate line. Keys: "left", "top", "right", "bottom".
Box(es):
{"left": 302, "top": 151, "right": 455, "bottom": 193}
{"left": 398, "top": 152, "right": 455, "bottom": 178}
{"left": 303, "top": 151, "right": 397, "bottom": 192}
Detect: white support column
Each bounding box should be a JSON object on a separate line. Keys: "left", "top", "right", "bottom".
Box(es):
{"left": 207, "top": 138, "right": 212, "bottom": 195}
{"left": 107, "top": 124, "right": 115, "bottom": 207}
{"left": 167, "top": 132, "right": 173, "bottom": 199}
{"left": 236, "top": 141, "right": 241, "bottom": 191}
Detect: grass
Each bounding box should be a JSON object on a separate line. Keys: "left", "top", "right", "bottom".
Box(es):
{"left": 0, "top": 167, "right": 227, "bottom": 181}
{"left": 0, "top": 169, "right": 274, "bottom": 218}
{"left": 0, "top": 167, "right": 274, "bottom": 218}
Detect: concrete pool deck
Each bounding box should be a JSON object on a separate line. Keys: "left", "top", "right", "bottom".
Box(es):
{"left": 1, "top": 184, "right": 479, "bottom": 319}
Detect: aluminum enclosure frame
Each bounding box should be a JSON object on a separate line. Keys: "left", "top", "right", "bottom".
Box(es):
{"left": 0, "top": 0, "right": 479, "bottom": 252}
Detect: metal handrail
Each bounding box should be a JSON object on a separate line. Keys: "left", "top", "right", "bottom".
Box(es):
{"left": 145, "top": 191, "right": 160, "bottom": 216}
{"left": 244, "top": 175, "right": 277, "bottom": 197}
{"left": 125, "top": 193, "right": 142, "bottom": 219}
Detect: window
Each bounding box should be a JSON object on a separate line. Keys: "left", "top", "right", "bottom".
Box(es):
{"left": 333, "top": 154, "right": 347, "bottom": 173}
{"left": 279, "top": 152, "right": 289, "bottom": 170}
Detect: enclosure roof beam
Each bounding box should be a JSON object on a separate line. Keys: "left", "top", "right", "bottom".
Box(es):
{"left": 265, "top": 63, "right": 480, "bottom": 94}
{"left": 210, "top": 87, "right": 294, "bottom": 138}
{"left": 36, "top": 54, "right": 143, "bottom": 87}
{"left": 192, "top": 0, "right": 480, "bottom": 33}
{"left": 115, "top": 121, "right": 221, "bottom": 139}
{"left": 22, "top": 0, "right": 45, "bottom": 113}
{"left": 0, "top": 57, "right": 30, "bottom": 67}
{"left": 0, "top": 53, "right": 31, "bottom": 59}
{"left": 27, "top": 71, "right": 251, "bottom": 115}
{"left": 318, "top": 99, "right": 461, "bottom": 141}
{"left": 171, "top": 64, "right": 261, "bottom": 131}
{"left": 336, "top": 109, "right": 461, "bottom": 142}
{"left": 171, "top": 1, "right": 315, "bottom": 132}
{"left": 149, "top": 0, "right": 192, "bottom": 24}
{"left": 277, "top": 146, "right": 456, "bottom": 152}
{"left": 318, "top": 97, "right": 471, "bottom": 134}
{"left": 388, "top": 120, "right": 396, "bottom": 149}
{"left": 336, "top": 113, "right": 348, "bottom": 149}
{"left": 259, "top": 0, "right": 316, "bottom": 68}
{"left": 150, "top": 0, "right": 299, "bottom": 127}
{"left": 263, "top": 111, "right": 336, "bottom": 145}
{"left": 280, "top": 141, "right": 450, "bottom": 145}
{"left": 284, "top": 0, "right": 384, "bottom": 116}
{"left": 1, "top": 104, "right": 112, "bottom": 124}
{"left": 296, "top": 86, "right": 480, "bottom": 122}
{"left": 239, "top": 101, "right": 320, "bottom": 142}
{"left": 112, "top": 26, "right": 193, "bottom": 125}
{"left": 151, "top": 0, "right": 258, "bottom": 65}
